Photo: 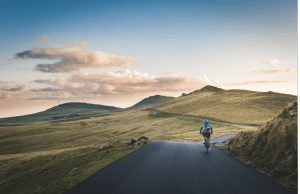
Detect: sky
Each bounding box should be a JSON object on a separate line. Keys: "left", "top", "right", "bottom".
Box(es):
{"left": 0, "top": 0, "right": 297, "bottom": 118}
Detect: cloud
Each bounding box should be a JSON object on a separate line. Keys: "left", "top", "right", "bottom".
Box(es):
{"left": 15, "top": 43, "right": 134, "bottom": 73}
{"left": 253, "top": 68, "right": 291, "bottom": 75}
{"left": 38, "top": 35, "right": 50, "bottom": 43}
{"left": 0, "top": 92, "right": 9, "bottom": 99}
{"left": 262, "top": 58, "right": 284, "bottom": 66}
{"left": 28, "top": 97, "right": 65, "bottom": 101}
{"left": 0, "top": 84, "right": 24, "bottom": 92}
{"left": 27, "top": 87, "right": 71, "bottom": 101}
{"left": 212, "top": 79, "right": 224, "bottom": 88}
{"left": 30, "top": 87, "right": 61, "bottom": 92}
{"left": 32, "top": 70, "right": 222, "bottom": 98}
{"left": 32, "top": 79, "right": 49, "bottom": 84}
{"left": 203, "top": 74, "right": 211, "bottom": 84}
{"left": 253, "top": 58, "right": 292, "bottom": 75}
{"left": 0, "top": 82, "right": 24, "bottom": 100}
{"left": 226, "top": 80, "right": 292, "bottom": 86}
{"left": 5, "top": 85, "right": 24, "bottom": 91}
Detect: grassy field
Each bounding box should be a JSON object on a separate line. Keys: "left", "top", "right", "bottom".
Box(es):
{"left": 0, "top": 109, "right": 246, "bottom": 194}
{"left": 155, "top": 87, "right": 296, "bottom": 125}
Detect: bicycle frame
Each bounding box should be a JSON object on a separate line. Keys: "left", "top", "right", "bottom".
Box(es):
{"left": 204, "top": 136, "right": 210, "bottom": 153}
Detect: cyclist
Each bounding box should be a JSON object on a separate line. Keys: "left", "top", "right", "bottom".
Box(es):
{"left": 200, "top": 119, "right": 213, "bottom": 148}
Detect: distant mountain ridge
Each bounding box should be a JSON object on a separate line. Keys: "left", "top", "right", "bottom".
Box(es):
{"left": 0, "top": 102, "right": 122, "bottom": 123}
{"left": 50, "top": 102, "right": 121, "bottom": 111}
{"left": 0, "top": 85, "right": 296, "bottom": 124}
{"left": 0, "top": 95, "right": 174, "bottom": 123}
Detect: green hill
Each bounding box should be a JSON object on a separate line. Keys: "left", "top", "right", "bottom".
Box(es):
{"left": 0, "top": 102, "right": 122, "bottom": 123}
{"left": 0, "top": 94, "right": 174, "bottom": 123}
{"left": 129, "top": 95, "right": 174, "bottom": 110}
{"left": 226, "top": 102, "right": 297, "bottom": 192}
{"left": 154, "top": 85, "right": 296, "bottom": 125}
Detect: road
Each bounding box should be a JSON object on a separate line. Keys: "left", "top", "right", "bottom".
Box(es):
{"left": 66, "top": 141, "right": 292, "bottom": 194}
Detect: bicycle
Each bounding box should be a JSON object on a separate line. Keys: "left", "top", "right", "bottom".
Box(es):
{"left": 204, "top": 136, "right": 210, "bottom": 153}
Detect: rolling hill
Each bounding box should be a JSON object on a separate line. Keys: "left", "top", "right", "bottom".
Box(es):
{"left": 0, "top": 94, "right": 175, "bottom": 123}
{"left": 0, "top": 102, "right": 122, "bottom": 123}
{"left": 154, "top": 85, "right": 297, "bottom": 125}
{"left": 0, "top": 86, "right": 296, "bottom": 125}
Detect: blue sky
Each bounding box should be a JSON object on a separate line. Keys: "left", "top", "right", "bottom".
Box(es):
{"left": 0, "top": 0, "right": 297, "bottom": 117}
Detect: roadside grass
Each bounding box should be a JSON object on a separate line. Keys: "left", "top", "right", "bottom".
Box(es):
{"left": 0, "top": 145, "right": 134, "bottom": 194}
{"left": 0, "top": 110, "right": 252, "bottom": 193}
{"left": 156, "top": 120, "right": 245, "bottom": 142}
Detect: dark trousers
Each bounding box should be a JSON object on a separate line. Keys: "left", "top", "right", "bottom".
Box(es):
{"left": 202, "top": 132, "right": 211, "bottom": 139}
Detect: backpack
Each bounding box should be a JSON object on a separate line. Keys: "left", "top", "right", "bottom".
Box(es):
{"left": 203, "top": 126, "right": 212, "bottom": 133}
{"left": 200, "top": 122, "right": 212, "bottom": 134}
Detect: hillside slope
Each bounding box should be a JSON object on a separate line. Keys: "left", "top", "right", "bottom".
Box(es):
{"left": 225, "top": 102, "right": 297, "bottom": 192}
{"left": 129, "top": 95, "right": 174, "bottom": 110}
{"left": 0, "top": 102, "right": 122, "bottom": 123}
{"left": 155, "top": 86, "right": 296, "bottom": 125}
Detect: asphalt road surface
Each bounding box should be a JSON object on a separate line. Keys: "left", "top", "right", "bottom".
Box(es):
{"left": 67, "top": 141, "right": 292, "bottom": 194}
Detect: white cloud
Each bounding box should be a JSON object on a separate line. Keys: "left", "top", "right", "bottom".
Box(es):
{"left": 32, "top": 70, "right": 223, "bottom": 99}
{"left": 15, "top": 43, "right": 134, "bottom": 73}
{"left": 253, "top": 68, "right": 292, "bottom": 75}
{"left": 226, "top": 80, "right": 293, "bottom": 86}
{"left": 203, "top": 74, "right": 211, "bottom": 84}
{"left": 212, "top": 79, "right": 224, "bottom": 88}
{"left": 262, "top": 58, "right": 285, "bottom": 66}
{"left": 253, "top": 58, "right": 292, "bottom": 75}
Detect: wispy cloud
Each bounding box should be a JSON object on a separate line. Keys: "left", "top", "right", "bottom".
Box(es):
{"left": 0, "top": 83, "right": 24, "bottom": 92}
{"left": 38, "top": 35, "right": 50, "bottom": 43}
{"left": 32, "top": 69, "right": 222, "bottom": 99}
{"left": 0, "top": 92, "right": 9, "bottom": 99}
{"left": 15, "top": 43, "right": 134, "bottom": 73}
{"left": 28, "top": 96, "right": 66, "bottom": 101}
{"left": 0, "top": 82, "right": 24, "bottom": 100}
{"left": 226, "top": 80, "right": 293, "bottom": 86}
{"left": 253, "top": 58, "right": 292, "bottom": 75}
{"left": 30, "top": 87, "right": 61, "bottom": 92}
{"left": 252, "top": 68, "right": 292, "bottom": 75}
{"left": 262, "top": 58, "right": 284, "bottom": 66}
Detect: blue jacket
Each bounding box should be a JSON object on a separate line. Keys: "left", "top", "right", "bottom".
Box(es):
{"left": 200, "top": 120, "right": 212, "bottom": 134}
